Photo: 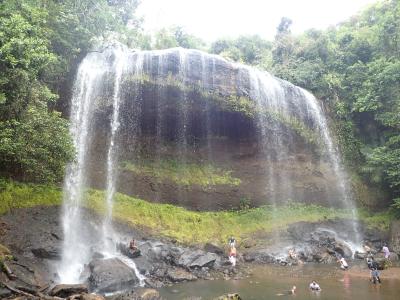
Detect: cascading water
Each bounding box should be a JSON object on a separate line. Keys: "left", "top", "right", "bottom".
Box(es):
{"left": 59, "top": 45, "right": 143, "bottom": 283}
{"left": 102, "top": 46, "right": 127, "bottom": 255}
{"left": 59, "top": 46, "right": 361, "bottom": 284}
{"left": 59, "top": 51, "right": 109, "bottom": 283}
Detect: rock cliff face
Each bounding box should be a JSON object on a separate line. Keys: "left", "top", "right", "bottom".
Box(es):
{"left": 74, "top": 46, "right": 357, "bottom": 210}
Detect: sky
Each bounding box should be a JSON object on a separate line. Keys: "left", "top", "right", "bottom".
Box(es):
{"left": 137, "top": 0, "right": 378, "bottom": 42}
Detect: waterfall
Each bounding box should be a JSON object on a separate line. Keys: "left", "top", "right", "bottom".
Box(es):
{"left": 59, "top": 46, "right": 361, "bottom": 284}
{"left": 102, "top": 46, "right": 127, "bottom": 255}
{"left": 59, "top": 51, "right": 109, "bottom": 283}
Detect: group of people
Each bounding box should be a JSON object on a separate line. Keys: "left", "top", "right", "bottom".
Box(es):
{"left": 277, "top": 281, "right": 321, "bottom": 296}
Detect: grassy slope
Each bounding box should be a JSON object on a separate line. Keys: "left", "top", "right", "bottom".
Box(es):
{"left": 0, "top": 181, "right": 394, "bottom": 245}
{"left": 122, "top": 159, "right": 241, "bottom": 188}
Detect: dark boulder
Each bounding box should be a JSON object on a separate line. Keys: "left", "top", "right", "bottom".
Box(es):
{"left": 81, "top": 294, "right": 106, "bottom": 300}
{"left": 243, "top": 249, "right": 275, "bottom": 263}
{"left": 88, "top": 258, "right": 139, "bottom": 293}
{"left": 166, "top": 268, "right": 197, "bottom": 282}
{"left": 31, "top": 247, "right": 61, "bottom": 260}
{"left": 0, "top": 287, "right": 12, "bottom": 299}
{"left": 176, "top": 250, "right": 218, "bottom": 269}
{"left": 49, "top": 283, "right": 88, "bottom": 298}
{"left": 204, "top": 243, "right": 224, "bottom": 255}
{"left": 107, "top": 288, "right": 162, "bottom": 300}
{"left": 189, "top": 252, "right": 219, "bottom": 268}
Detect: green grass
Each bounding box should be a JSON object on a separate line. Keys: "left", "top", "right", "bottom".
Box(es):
{"left": 0, "top": 180, "right": 62, "bottom": 214}
{"left": 0, "top": 180, "right": 395, "bottom": 246}
{"left": 358, "top": 209, "right": 395, "bottom": 231}
{"left": 85, "top": 190, "right": 356, "bottom": 245}
{"left": 122, "top": 159, "right": 241, "bottom": 188}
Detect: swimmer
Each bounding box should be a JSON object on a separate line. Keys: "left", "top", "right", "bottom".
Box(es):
{"left": 309, "top": 280, "right": 321, "bottom": 291}
{"left": 276, "top": 286, "right": 296, "bottom": 296}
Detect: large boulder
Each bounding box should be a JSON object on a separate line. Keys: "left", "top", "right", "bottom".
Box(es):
{"left": 204, "top": 243, "right": 224, "bottom": 255}
{"left": 87, "top": 258, "right": 139, "bottom": 293}
{"left": 243, "top": 249, "right": 275, "bottom": 263}
{"left": 166, "top": 268, "right": 197, "bottom": 282}
{"left": 31, "top": 247, "right": 61, "bottom": 260}
{"left": 49, "top": 284, "right": 88, "bottom": 298}
{"left": 176, "top": 250, "right": 218, "bottom": 269}
{"left": 107, "top": 288, "right": 162, "bottom": 300}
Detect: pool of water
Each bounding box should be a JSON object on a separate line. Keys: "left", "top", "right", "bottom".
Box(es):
{"left": 159, "top": 264, "right": 400, "bottom": 299}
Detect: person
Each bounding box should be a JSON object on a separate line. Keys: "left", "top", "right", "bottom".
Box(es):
{"left": 382, "top": 244, "right": 390, "bottom": 259}
{"left": 370, "top": 268, "right": 381, "bottom": 284}
{"left": 309, "top": 280, "right": 321, "bottom": 291}
{"left": 367, "top": 256, "right": 374, "bottom": 270}
{"left": 339, "top": 257, "right": 349, "bottom": 270}
{"left": 229, "top": 245, "right": 237, "bottom": 267}
{"left": 129, "top": 238, "right": 137, "bottom": 251}
{"left": 228, "top": 236, "right": 236, "bottom": 248}
{"left": 288, "top": 248, "right": 297, "bottom": 259}
{"left": 367, "top": 256, "right": 379, "bottom": 270}
{"left": 276, "top": 286, "right": 296, "bottom": 296}
{"left": 289, "top": 286, "right": 296, "bottom": 295}
{"left": 363, "top": 244, "right": 372, "bottom": 255}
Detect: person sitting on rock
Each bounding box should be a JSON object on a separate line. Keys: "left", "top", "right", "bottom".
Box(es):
{"left": 129, "top": 238, "right": 137, "bottom": 251}
{"left": 338, "top": 257, "right": 349, "bottom": 270}
{"left": 309, "top": 280, "right": 321, "bottom": 291}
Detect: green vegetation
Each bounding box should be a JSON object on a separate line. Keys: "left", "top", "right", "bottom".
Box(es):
{"left": 122, "top": 159, "right": 241, "bottom": 188}
{"left": 210, "top": 0, "right": 400, "bottom": 213}
{"left": 0, "top": 180, "right": 61, "bottom": 215}
{"left": 1, "top": 181, "right": 394, "bottom": 245}
{"left": 0, "top": 0, "right": 144, "bottom": 183}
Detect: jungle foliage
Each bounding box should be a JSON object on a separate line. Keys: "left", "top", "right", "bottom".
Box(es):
{"left": 0, "top": 0, "right": 143, "bottom": 183}
{"left": 209, "top": 0, "right": 400, "bottom": 210}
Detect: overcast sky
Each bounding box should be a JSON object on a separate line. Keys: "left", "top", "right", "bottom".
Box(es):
{"left": 137, "top": 0, "right": 378, "bottom": 42}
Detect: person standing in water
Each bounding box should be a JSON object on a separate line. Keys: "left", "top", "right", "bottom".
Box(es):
{"left": 309, "top": 280, "right": 321, "bottom": 291}
{"left": 339, "top": 257, "right": 349, "bottom": 270}
{"left": 371, "top": 267, "right": 381, "bottom": 284}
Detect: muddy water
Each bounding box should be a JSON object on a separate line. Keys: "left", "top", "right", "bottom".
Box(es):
{"left": 159, "top": 264, "right": 400, "bottom": 299}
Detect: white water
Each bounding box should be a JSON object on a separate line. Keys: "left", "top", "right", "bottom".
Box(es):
{"left": 102, "top": 46, "right": 127, "bottom": 254}
{"left": 59, "top": 46, "right": 143, "bottom": 284}
{"left": 245, "top": 67, "right": 361, "bottom": 245}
